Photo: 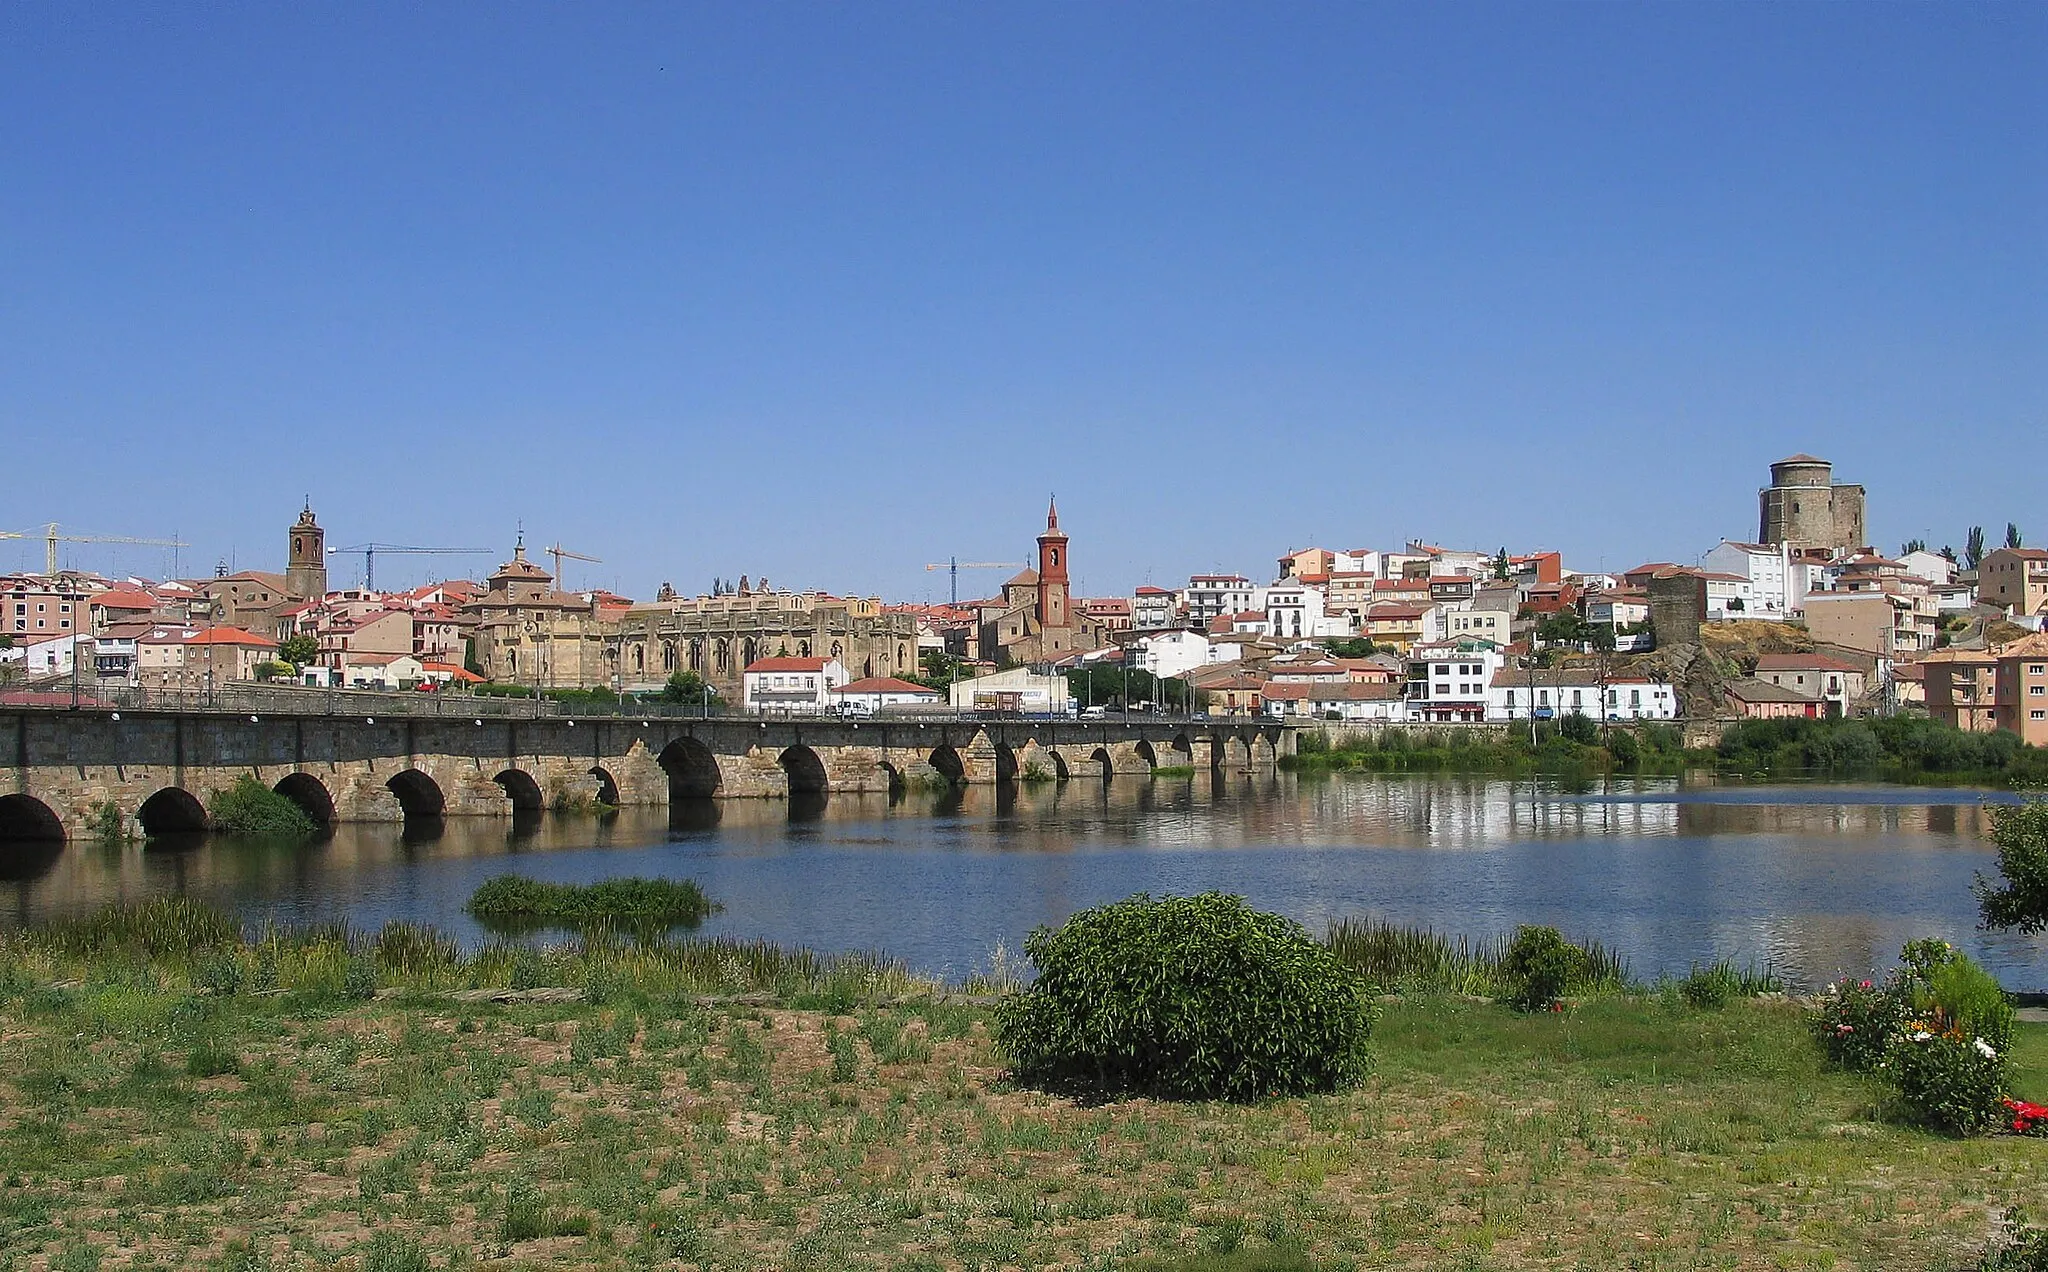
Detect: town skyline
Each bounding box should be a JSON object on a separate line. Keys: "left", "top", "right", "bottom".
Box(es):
{"left": 6, "top": 6, "right": 2042, "bottom": 599}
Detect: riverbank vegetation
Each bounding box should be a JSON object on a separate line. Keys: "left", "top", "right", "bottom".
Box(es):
{"left": 466, "top": 875, "right": 721, "bottom": 933}
{"left": 2, "top": 898, "right": 2045, "bottom": 1268}
{"left": 1718, "top": 715, "right": 2048, "bottom": 783}
{"left": 1281, "top": 720, "right": 1690, "bottom": 776}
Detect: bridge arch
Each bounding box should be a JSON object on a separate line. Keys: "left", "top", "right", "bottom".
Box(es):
{"left": 589, "top": 766, "right": 621, "bottom": 806}
{"left": 992, "top": 742, "right": 1019, "bottom": 783}
{"left": 659, "top": 737, "right": 722, "bottom": 799}
{"left": 492, "top": 769, "right": 545, "bottom": 812}
{"left": 139, "top": 787, "right": 208, "bottom": 836}
{"left": 273, "top": 773, "right": 335, "bottom": 826}
{"left": 928, "top": 745, "right": 965, "bottom": 785}
{"left": 0, "top": 793, "right": 66, "bottom": 846}
{"left": 1134, "top": 739, "right": 1158, "bottom": 770}
{"left": 1089, "top": 746, "right": 1114, "bottom": 779}
{"left": 386, "top": 769, "right": 446, "bottom": 820}
{"left": 877, "top": 759, "right": 905, "bottom": 794}
{"left": 779, "top": 745, "right": 829, "bottom": 795}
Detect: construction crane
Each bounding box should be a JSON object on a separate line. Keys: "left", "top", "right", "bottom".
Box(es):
{"left": 0, "top": 523, "right": 188, "bottom": 576}
{"left": 923, "top": 557, "right": 1028, "bottom": 606}
{"left": 327, "top": 543, "right": 492, "bottom": 592}
{"left": 546, "top": 543, "right": 602, "bottom": 592}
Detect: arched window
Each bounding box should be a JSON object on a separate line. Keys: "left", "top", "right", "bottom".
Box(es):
{"left": 799, "top": 640, "right": 811, "bottom": 657}
{"left": 661, "top": 641, "right": 676, "bottom": 672}
{"left": 633, "top": 644, "right": 645, "bottom": 673}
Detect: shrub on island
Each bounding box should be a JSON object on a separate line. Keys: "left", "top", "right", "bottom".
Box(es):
{"left": 995, "top": 893, "right": 1375, "bottom": 1102}
{"left": 465, "top": 875, "right": 720, "bottom": 933}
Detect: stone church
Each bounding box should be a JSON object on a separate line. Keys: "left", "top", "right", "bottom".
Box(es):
{"left": 977, "top": 500, "right": 1111, "bottom": 666}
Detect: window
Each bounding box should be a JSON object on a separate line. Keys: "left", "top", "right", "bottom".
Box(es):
{"left": 2035, "top": 710, "right": 2047, "bottom": 721}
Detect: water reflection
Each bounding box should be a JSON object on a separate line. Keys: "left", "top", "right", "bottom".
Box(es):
{"left": 0, "top": 775, "right": 2041, "bottom": 991}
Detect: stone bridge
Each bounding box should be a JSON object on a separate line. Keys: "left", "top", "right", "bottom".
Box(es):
{"left": 0, "top": 709, "right": 1292, "bottom": 846}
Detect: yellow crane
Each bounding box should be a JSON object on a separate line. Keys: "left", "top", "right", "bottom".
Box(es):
{"left": 0, "top": 523, "right": 189, "bottom": 576}
{"left": 546, "top": 543, "right": 602, "bottom": 592}
{"left": 923, "top": 557, "right": 1028, "bottom": 605}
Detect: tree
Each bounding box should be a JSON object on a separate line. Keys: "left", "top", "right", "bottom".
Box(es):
{"left": 1067, "top": 663, "right": 1187, "bottom": 710}
{"left": 1492, "top": 548, "right": 1512, "bottom": 581}
{"left": 1536, "top": 610, "right": 1594, "bottom": 651}
{"left": 659, "top": 670, "right": 723, "bottom": 710}
{"left": 1940, "top": 545, "right": 1958, "bottom": 564}
{"left": 2006, "top": 523, "right": 2024, "bottom": 550}
{"left": 277, "top": 635, "right": 320, "bottom": 668}
{"left": 1900, "top": 538, "right": 1928, "bottom": 557}
{"left": 1966, "top": 526, "right": 1987, "bottom": 570}
{"left": 909, "top": 650, "right": 967, "bottom": 693}
{"left": 1977, "top": 801, "right": 2048, "bottom": 935}
{"left": 1321, "top": 637, "right": 1377, "bottom": 658}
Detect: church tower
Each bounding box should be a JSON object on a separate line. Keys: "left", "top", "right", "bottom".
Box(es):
{"left": 1036, "top": 497, "right": 1069, "bottom": 630}
{"left": 286, "top": 502, "right": 328, "bottom": 600}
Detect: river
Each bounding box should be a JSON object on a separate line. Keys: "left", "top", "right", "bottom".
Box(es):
{"left": 3, "top": 774, "right": 2043, "bottom": 991}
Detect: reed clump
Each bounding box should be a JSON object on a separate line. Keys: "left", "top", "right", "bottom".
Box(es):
{"left": 1325, "top": 917, "right": 1630, "bottom": 999}
{"left": 465, "top": 875, "right": 720, "bottom": 933}
{"left": 206, "top": 775, "right": 318, "bottom": 840}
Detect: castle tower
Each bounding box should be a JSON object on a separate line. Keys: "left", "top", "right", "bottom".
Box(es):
{"left": 286, "top": 502, "right": 328, "bottom": 599}
{"left": 1758, "top": 454, "right": 1866, "bottom": 554}
{"left": 1036, "top": 497, "right": 1069, "bottom": 630}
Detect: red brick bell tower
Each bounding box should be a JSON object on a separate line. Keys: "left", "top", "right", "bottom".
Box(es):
{"left": 1036, "top": 497, "right": 1069, "bottom": 629}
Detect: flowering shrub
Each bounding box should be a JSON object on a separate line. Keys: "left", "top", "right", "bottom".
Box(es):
{"left": 1887, "top": 1021, "right": 2007, "bottom": 1136}
{"left": 1809, "top": 940, "right": 2021, "bottom": 1137}
{"left": 2005, "top": 1099, "right": 2048, "bottom": 1137}
{"left": 1811, "top": 977, "right": 1903, "bottom": 1072}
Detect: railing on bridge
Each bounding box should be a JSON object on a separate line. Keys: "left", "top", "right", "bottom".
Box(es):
{"left": 4, "top": 681, "right": 1234, "bottom": 726}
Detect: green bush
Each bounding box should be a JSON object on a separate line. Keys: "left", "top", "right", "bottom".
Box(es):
{"left": 1499, "top": 926, "right": 1586, "bottom": 1012}
{"left": 466, "top": 875, "right": 720, "bottom": 932}
{"left": 1811, "top": 976, "right": 1904, "bottom": 1071}
{"left": 206, "top": 776, "right": 317, "bottom": 841}
{"left": 1558, "top": 713, "right": 1599, "bottom": 745}
{"left": 995, "top": 893, "right": 1375, "bottom": 1102}
{"left": 1923, "top": 956, "right": 2015, "bottom": 1054}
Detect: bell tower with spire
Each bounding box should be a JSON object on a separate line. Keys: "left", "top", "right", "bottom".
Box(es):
{"left": 1036, "top": 497, "right": 1069, "bottom": 630}
{"left": 286, "top": 500, "right": 328, "bottom": 599}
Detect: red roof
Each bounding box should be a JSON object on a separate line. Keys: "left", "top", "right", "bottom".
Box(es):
{"left": 832, "top": 677, "right": 938, "bottom": 696}
{"left": 1135, "top": 586, "right": 1170, "bottom": 596}
{"left": 744, "top": 656, "right": 832, "bottom": 674}
{"left": 91, "top": 589, "right": 157, "bottom": 610}
{"left": 420, "top": 661, "right": 486, "bottom": 683}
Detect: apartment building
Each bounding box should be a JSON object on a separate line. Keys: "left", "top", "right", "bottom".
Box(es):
{"left": 1979, "top": 548, "right": 2048, "bottom": 619}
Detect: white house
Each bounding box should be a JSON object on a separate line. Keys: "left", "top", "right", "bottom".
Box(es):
{"left": 1264, "top": 584, "right": 1351, "bottom": 641}
{"left": 1700, "top": 572, "right": 1759, "bottom": 621}
{"left": 829, "top": 676, "right": 941, "bottom": 714}
{"left": 1898, "top": 550, "right": 1958, "bottom": 588}
{"left": 949, "top": 666, "right": 1070, "bottom": 715}
{"left": 1185, "top": 575, "right": 1261, "bottom": 625}
{"left": 1262, "top": 681, "right": 1407, "bottom": 722}
{"left": 1403, "top": 639, "right": 1505, "bottom": 724}
{"left": 340, "top": 652, "right": 427, "bottom": 690}
{"left": 1488, "top": 668, "right": 1679, "bottom": 722}
{"left": 3, "top": 632, "right": 82, "bottom": 677}
{"left": 1702, "top": 541, "right": 1801, "bottom": 620}
{"left": 1131, "top": 629, "right": 1211, "bottom": 680}
{"left": 742, "top": 656, "right": 849, "bottom": 715}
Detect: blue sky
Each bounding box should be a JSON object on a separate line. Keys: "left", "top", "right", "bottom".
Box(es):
{"left": 4, "top": 5, "right": 2042, "bottom": 600}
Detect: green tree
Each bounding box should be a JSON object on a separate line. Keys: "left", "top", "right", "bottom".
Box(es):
{"left": 1492, "top": 547, "right": 1512, "bottom": 580}
{"left": 1900, "top": 538, "right": 1927, "bottom": 557}
{"left": 909, "top": 650, "right": 967, "bottom": 692}
{"left": 2006, "top": 522, "right": 2024, "bottom": 550}
{"left": 0, "top": 633, "right": 14, "bottom": 686}
{"left": 1977, "top": 800, "right": 2048, "bottom": 934}
{"left": 1067, "top": 663, "right": 1187, "bottom": 710}
{"left": 1966, "top": 526, "right": 1987, "bottom": 570}
{"left": 1536, "top": 610, "right": 1594, "bottom": 650}
{"left": 1321, "top": 637, "right": 1377, "bottom": 658}
{"left": 276, "top": 635, "right": 320, "bottom": 668}
{"left": 659, "top": 670, "right": 724, "bottom": 710}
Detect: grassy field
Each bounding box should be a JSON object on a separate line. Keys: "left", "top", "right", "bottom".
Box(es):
{"left": 2, "top": 938, "right": 2045, "bottom": 1272}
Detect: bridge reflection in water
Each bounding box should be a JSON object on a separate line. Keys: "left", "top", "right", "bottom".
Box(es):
{"left": 0, "top": 775, "right": 2034, "bottom": 994}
